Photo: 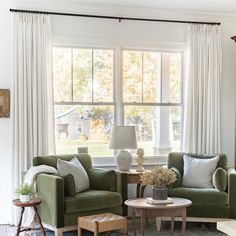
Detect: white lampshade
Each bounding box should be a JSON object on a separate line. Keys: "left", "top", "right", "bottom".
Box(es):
{"left": 109, "top": 126, "right": 137, "bottom": 150}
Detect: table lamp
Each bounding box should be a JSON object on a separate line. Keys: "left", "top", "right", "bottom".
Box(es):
{"left": 110, "top": 125, "right": 137, "bottom": 171}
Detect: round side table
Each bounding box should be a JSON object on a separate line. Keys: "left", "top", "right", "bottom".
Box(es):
{"left": 12, "top": 198, "right": 46, "bottom": 236}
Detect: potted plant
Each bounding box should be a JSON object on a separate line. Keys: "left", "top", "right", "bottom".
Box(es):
{"left": 16, "top": 183, "right": 35, "bottom": 202}
{"left": 140, "top": 166, "right": 177, "bottom": 200}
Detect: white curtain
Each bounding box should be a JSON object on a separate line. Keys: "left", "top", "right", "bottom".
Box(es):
{"left": 183, "top": 24, "right": 222, "bottom": 154}
{"left": 11, "top": 13, "right": 54, "bottom": 223}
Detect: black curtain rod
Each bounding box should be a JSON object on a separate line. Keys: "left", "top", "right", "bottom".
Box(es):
{"left": 9, "top": 8, "right": 221, "bottom": 25}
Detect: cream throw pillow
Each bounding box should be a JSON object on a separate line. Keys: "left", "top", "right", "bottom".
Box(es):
{"left": 57, "top": 157, "right": 90, "bottom": 193}
{"left": 182, "top": 155, "right": 219, "bottom": 188}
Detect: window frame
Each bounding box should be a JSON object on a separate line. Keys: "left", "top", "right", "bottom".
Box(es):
{"left": 53, "top": 45, "right": 116, "bottom": 106}
{"left": 52, "top": 44, "right": 185, "bottom": 165}
{"left": 120, "top": 48, "right": 184, "bottom": 156}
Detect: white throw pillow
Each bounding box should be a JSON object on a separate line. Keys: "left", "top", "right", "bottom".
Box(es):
{"left": 57, "top": 157, "right": 90, "bottom": 193}
{"left": 182, "top": 155, "right": 219, "bottom": 188}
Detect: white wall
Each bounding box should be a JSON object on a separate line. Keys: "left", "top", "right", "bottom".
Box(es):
{"left": 0, "top": 1, "right": 12, "bottom": 224}
{"left": 0, "top": 0, "right": 236, "bottom": 223}
{"left": 221, "top": 22, "right": 236, "bottom": 167}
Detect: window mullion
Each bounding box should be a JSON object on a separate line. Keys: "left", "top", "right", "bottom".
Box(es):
{"left": 71, "top": 48, "right": 74, "bottom": 102}
{"left": 160, "top": 53, "right": 163, "bottom": 103}
{"left": 142, "top": 52, "right": 144, "bottom": 103}
{"left": 115, "top": 47, "right": 123, "bottom": 125}
{"left": 92, "top": 50, "right": 94, "bottom": 102}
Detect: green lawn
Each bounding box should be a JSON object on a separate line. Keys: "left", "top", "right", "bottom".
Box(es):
{"left": 55, "top": 139, "right": 180, "bottom": 157}
{"left": 56, "top": 139, "right": 113, "bottom": 157}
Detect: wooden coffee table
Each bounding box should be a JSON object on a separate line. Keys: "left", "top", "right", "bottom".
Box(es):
{"left": 125, "top": 197, "right": 192, "bottom": 236}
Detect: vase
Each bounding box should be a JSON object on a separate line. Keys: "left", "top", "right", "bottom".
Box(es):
{"left": 19, "top": 194, "right": 31, "bottom": 202}
{"left": 115, "top": 150, "right": 132, "bottom": 171}
{"left": 152, "top": 186, "right": 168, "bottom": 200}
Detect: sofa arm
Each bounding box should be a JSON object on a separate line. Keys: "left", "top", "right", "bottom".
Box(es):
{"left": 36, "top": 173, "right": 64, "bottom": 227}
{"left": 227, "top": 167, "right": 236, "bottom": 219}
{"left": 115, "top": 171, "right": 128, "bottom": 216}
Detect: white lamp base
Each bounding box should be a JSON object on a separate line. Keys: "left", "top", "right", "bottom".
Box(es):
{"left": 115, "top": 150, "right": 132, "bottom": 171}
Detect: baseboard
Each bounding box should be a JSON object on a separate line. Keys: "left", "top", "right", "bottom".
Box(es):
{"left": 159, "top": 217, "right": 236, "bottom": 223}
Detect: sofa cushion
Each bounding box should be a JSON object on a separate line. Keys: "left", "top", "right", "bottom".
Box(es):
{"left": 182, "top": 155, "right": 219, "bottom": 188}
{"left": 213, "top": 167, "right": 227, "bottom": 192}
{"left": 57, "top": 158, "right": 90, "bottom": 193}
{"left": 168, "top": 152, "right": 227, "bottom": 177}
{"left": 65, "top": 190, "right": 122, "bottom": 214}
{"left": 88, "top": 169, "right": 116, "bottom": 192}
{"left": 168, "top": 187, "right": 228, "bottom": 206}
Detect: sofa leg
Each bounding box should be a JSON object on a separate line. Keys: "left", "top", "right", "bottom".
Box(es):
{"left": 54, "top": 228, "right": 63, "bottom": 236}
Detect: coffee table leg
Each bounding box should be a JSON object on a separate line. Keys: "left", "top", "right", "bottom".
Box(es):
{"left": 181, "top": 208, "right": 187, "bottom": 236}
{"left": 141, "top": 209, "right": 145, "bottom": 236}
{"left": 132, "top": 208, "right": 136, "bottom": 236}
{"left": 171, "top": 216, "right": 174, "bottom": 236}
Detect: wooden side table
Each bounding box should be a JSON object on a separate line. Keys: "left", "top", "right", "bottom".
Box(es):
{"left": 12, "top": 198, "right": 46, "bottom": 236}
{"left": 78, "top": 213, "right": 128, "bottom": 236}
{"left": 126, "top": 169, "right": 148, "bottom": 197}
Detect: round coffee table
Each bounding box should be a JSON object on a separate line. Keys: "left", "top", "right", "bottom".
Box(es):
{"left": 125, "top": 197, "right": 192, "bottom": 236}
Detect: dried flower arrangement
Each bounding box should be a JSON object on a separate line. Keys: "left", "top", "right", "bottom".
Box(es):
{"left": 140, "top": 166, "right": 177, "bottom": 187}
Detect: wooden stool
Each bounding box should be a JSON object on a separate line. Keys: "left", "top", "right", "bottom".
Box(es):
{"left": 78, "top": 213, "right": 128, "bottom": 236}
{"left": 12, "top": 198, "right": 46, "bottom": 236}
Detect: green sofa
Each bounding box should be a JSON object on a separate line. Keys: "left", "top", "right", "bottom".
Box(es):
{"left": 33, "top": 154, "right": 127, "bottom": 236}
{"left": 168, "top": 152, "right": 236, "bottom": 220}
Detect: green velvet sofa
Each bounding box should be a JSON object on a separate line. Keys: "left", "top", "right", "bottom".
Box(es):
{"left": 168, "top": 152, "right": 236, "bottom": 221}
{"left": 33, "top": 154, "right": 127, "bottom": 236}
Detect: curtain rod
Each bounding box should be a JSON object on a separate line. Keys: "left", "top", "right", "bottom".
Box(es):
{"left": 9, "top": 8, "right": 221, "bottom": 25}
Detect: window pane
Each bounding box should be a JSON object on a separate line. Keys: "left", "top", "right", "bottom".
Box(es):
{"left": 73, "top": 49, "right": 92, "bottom": 102}
{"left": 94, "top": 50, "right": 113, "bottom": 102}
{"left": 53, "top": 48, "right": 72, "bottom": 102}
{"left": 55, "top": 105, "right": 114, "bottom": 157}
{"left": 124, "top": 106, "right": 182, "bottom": 155}
{"left": 123, "top": 51, "right": 142, "bottom": 102}
{"left": 143, "top": 52, "right": 161, "bottom": 102}
{"left": 169, "top": 53, "right": 181, "bottom": 103}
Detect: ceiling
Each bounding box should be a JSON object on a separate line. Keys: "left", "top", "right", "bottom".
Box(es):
{"left": 53, "top": 0, "right": 236, "bottom": 14}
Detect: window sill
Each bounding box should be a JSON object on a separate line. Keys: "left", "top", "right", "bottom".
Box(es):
{"left": 92, "top": 155, "right": 168, "bottom": 168}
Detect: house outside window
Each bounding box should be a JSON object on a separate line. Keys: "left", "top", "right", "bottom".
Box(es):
{"left": 53, "top": 47, "right": 183, "bottom": 158}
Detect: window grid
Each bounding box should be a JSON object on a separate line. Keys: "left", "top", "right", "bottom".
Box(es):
{"left": 53, "top": 46, "right": 183, "bottom": 157}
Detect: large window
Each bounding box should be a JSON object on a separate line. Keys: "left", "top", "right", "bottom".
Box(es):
{"left": 53, "top": 47, "right": 183, "bottom": 157}
{"left": 53, "top": 47, "right": 114, "bottom": 157}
